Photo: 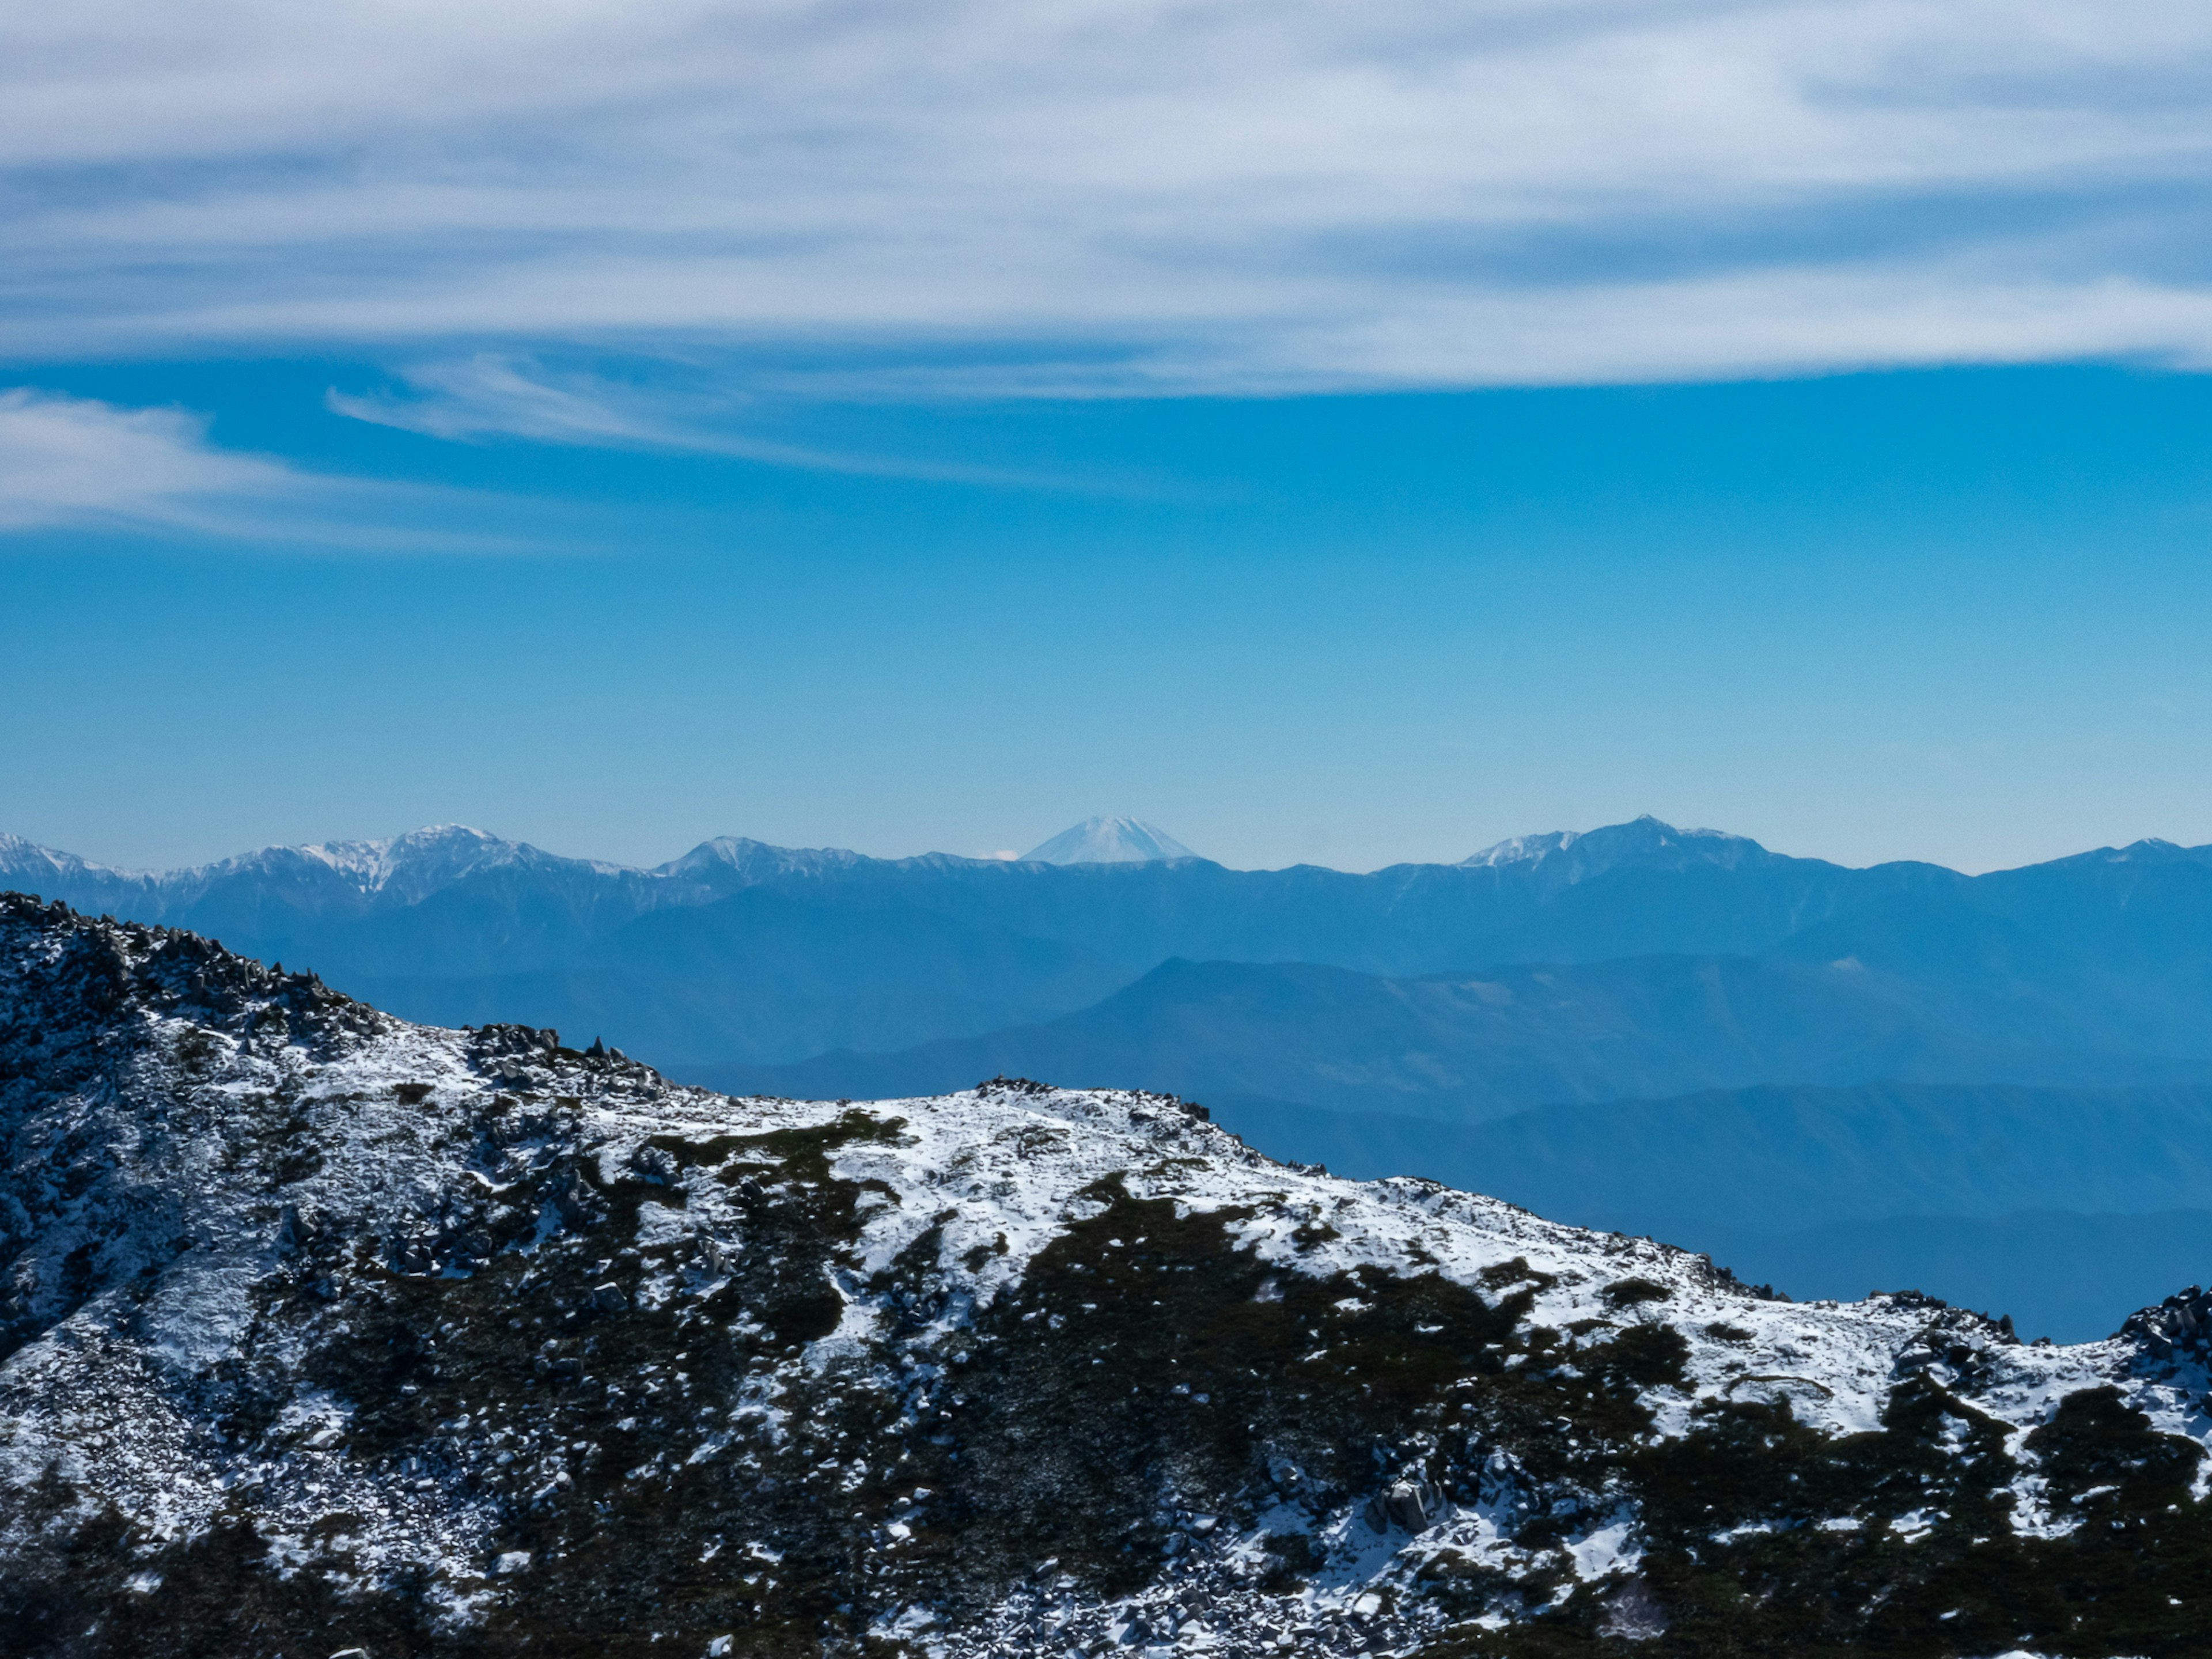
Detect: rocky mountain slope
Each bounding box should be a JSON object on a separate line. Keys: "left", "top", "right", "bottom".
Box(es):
{"left": 1193, "top": 1082, "right": 2212, "bottom": 1343}
{"left": 4, "top": 893, "right": 2212, "bottom": 1657}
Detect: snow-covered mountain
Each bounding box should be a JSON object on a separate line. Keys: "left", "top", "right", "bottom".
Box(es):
{"left": 1021, "top": 817, "right": 1199, "bottom": 865}
{"left": 1461, "top": 816, "right": 1779, "bottom": 884}
{"left": 0, "top": 824, "right": 827, "bottom": 923}
{"left": 5, "top": 893, "right": 2210, "bottom": 1657}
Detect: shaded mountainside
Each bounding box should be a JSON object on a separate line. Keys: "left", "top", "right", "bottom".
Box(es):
{"left": 707, "top": 954, "right": 2212, "bottom": 1119}
{"left": 347, "top": 887, "right": 1132, "bottom": 1069}
{"left": 8, "top": 899, "right": 2212, "bottom": 1657}
{"left": 1225, "top": 1082, "right": 2212, "bottom": 1235}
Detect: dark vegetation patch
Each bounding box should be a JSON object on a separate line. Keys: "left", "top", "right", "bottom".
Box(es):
{"left": 914, "top": 1180, "right": 1555, "bottom": 1607}
{"left": 0, "top": 1098, "right": 924, "bottom": 1659}
{"left": 0, "top": 1502, "right": 456, "bottom": 1659}
{"left": 308, "top": 1109, "right": 922, "bottom": 1657}
{"left": 1432, "top": 1377, "right": 2212, "bottom": 1658}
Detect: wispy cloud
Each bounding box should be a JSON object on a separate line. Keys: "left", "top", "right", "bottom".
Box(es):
{"left": 0, "top": 387, "right": 518, "bottom": 549}
{"left": 5, "top": 2, "right": 2212, "bottom": 389}
{"left": 0, "top": 389, "right": 293, "bottom": 533}
{"left": 326, "top": 355, "right": 1104, "bottom": 486}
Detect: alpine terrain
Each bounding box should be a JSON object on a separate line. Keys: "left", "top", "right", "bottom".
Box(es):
{"left": 5, "top": 893, "right": 2212, "bottom": 1657}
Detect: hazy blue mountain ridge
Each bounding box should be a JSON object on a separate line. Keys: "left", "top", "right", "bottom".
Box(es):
{"left": 8, "top": 818, "right": 2211, "bottom": 1083}
{"left": 344, "top": 886, "right": 1131, "bottom": 1066}
{"left": 1230, "top": 1081, "right": 2212, "bottom": 1233}
{"left": 707, "top": 946, "right": 2212, "bottom": 1114}
{"left": 13, "top": 817, "right": 2212, "bottom": 1336}
{"left": 2, "top": 816, "right": 1968, "bottom": 1062}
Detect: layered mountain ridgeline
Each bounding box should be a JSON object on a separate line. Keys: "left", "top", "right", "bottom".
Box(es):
{"left": 353, "top": 887, "right": 1134, "bottom": 1073}
{"left": 19, "top": 818, "right": 2212, "bottom": 1350}
{"left": 8, "top": 897, "right": 2212, "bottom": 1658}
{"left": 0, "top": 826, "right": 1141, "bottom": 1066}
{"left": 13, "top": 817, "right": 2212, "bottom": 1078}
{"left": 0, "top": 819, "right": 1919, "bottom": 997}
{"left": 709, "top": 952, "right": 2212, "bottom": 1120}
{"left": 1188, "top": 1084, "right": 2212, "bottom": 1343}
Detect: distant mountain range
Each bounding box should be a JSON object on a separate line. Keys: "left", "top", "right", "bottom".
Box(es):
{"left": 12, "top": 813, "right": 2212, "bottom": 1333}
{"left": 10, "top": 814, "right": 2212, "bottom": 1080}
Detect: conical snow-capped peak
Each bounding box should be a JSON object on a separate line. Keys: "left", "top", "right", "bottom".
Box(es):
{"left": 1021, "top": 816, "right": 1197, "bottom": 865}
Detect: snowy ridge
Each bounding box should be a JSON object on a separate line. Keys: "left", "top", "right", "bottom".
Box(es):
{"left": 0, "top": 823, "right": 589, "bottom": 914}
{"left": 1460, "top": 828, "right": 1584, "bottom": 868}
{"left": 274, "top": 824, "right": 579, "bottom": 896}
{"left": 0, "top": 832, "right": 150, "bottom": 886}
{"left": 0, "top": 824, "right": 1056, "bottom": 921}
{"left": 1461, "top": 815, "right": 1772, "bottom": 879}
{"left": 3, "top": 895, "right": 2211, "bottom": 1657}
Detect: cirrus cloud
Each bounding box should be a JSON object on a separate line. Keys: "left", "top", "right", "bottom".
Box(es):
{"left": 325, "top": 354, "right": 1110, "bottom": 486}
{"left": 0, "top": 387, "right": 521, "bottom": 547}
{"left": 4, "top": 1, "right": 2212, "bottom": 392}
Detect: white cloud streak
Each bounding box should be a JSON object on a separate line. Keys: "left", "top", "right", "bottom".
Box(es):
{"left": 0, "top": 387, "right": 518, "bottom": 548}
{"left": 0, "top": 390, "right": 290, "bottom": 532}
{"left": 325, "top": 355, "right": 1104, "bottom": 486}
{"left": 6, "top": 1, "right": 2212, "bottom": 391}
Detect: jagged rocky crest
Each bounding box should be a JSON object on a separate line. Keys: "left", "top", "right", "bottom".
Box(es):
{"left": 3, "top": 893, "right": 2211, "bottom": 1657}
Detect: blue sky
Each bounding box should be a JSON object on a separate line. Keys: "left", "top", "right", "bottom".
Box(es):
{"left": 6, "top": 2, "right": 2212, "bottom": 874}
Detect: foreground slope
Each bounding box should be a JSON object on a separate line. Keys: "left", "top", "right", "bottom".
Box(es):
{"left": 4, "top": 897, "right": 2212, "bottom": 1657}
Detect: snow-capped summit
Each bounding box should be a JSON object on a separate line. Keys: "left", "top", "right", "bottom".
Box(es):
{"left": 1463, "top": 814, "right": 1771, "bottom": 880}
{"left": 0, "top": 824, "right": 558, "bottom": 911}
{"left": 0, "top": 832, "right": 138, "bottom": 887}
{"left": 261, "top": 823, "right": 556, "bottom": 901}
{"left": 1462, "top": 828, "right": 1582, "bottom": 868}
{"left": 654, "top": 835, "right": 876, "bottom": 884}
{"left": 1021, "top": 816, "right": 1198, "bottom": 865}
